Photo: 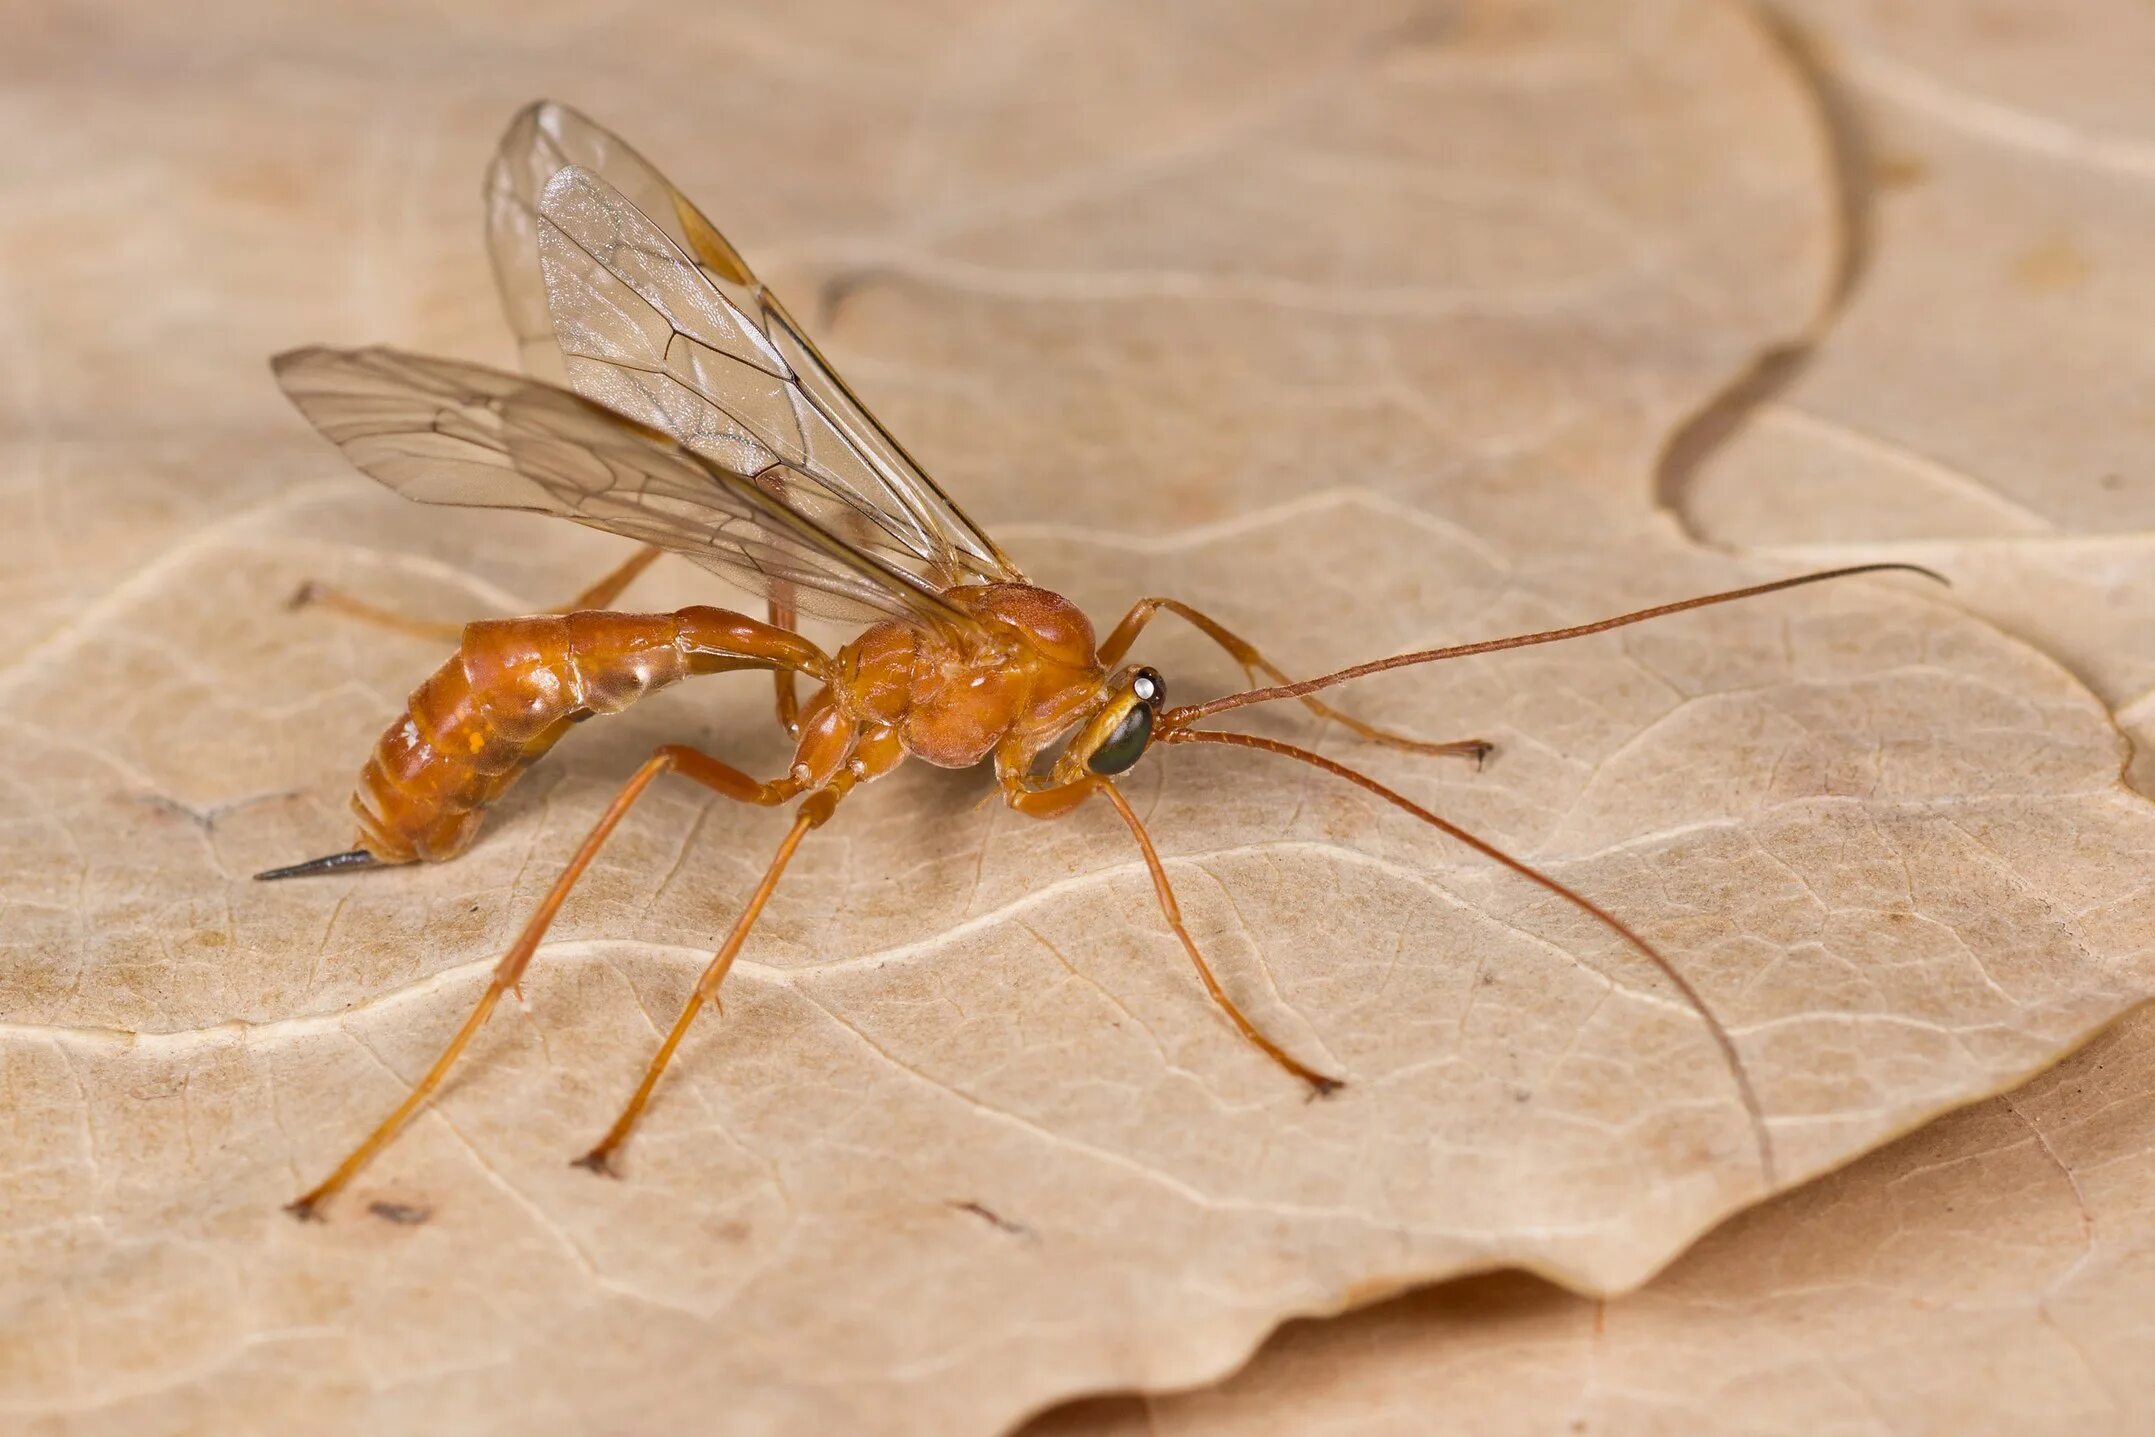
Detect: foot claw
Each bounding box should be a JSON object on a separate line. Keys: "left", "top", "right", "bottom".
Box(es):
{"left": 1305, "top": 1074, "right": 1346, "bottom": 1100}
{"left": 285, "top": 580, "right": 321, "bottom": 612}
{"left": 571, "top": 1148, "right": 620, "bottom": 1178}
{"left": 284, "top": 1195, "right": 327, "bottom": 1223}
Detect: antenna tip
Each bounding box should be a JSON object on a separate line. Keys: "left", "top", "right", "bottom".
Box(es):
{"left": 1870, "top": 560, "right": 1956, "bottom": 586}
{"left": 1851, "top": 561, "right": 1950, "bottom": 589}
{"left": 255, "top": 849, "right": 380, "bottom": 882}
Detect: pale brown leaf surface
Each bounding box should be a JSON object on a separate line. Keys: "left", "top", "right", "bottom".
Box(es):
{"left": 1036, "top": 1000, "right": 2155, "bottom": 1437}
{"left": 1030, "top": 4, "right": 2155, "bottom": 1432}
{"left": 1678, "top": 0, "right": 2155, "bottom": 788}
{"left": 5, "top": 4, "right": 2154, "bottom": 1436}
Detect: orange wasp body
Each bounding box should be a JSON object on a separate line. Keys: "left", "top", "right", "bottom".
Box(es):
{"left": 266, "top": 101, "right": 1933, "bottom": 1218}
{"left": 339, "top": 584, "right": 1106, "bottom": 869}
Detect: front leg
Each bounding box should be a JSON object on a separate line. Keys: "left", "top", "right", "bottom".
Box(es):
{"left": 993, "top": 757, "right": 1339, "bottom": 1093}
{"left": 1099, "top": 596, "right": 1489, "bottom": 763}
{"left": 997, "top": 764, "right": 1100, "bottom": 819}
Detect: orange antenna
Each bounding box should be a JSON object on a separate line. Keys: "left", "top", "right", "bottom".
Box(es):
{"left": 1159, "top": 564, "right": 1946, "bottom": 735}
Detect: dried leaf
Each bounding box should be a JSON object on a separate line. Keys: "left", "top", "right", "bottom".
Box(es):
{"left": 1025, "top": 4, "right": 2155, "bottom": 1431}
{"left": 1676, "top": 0, "right": 2155, "bottom": 785}
{"left": 5, "top": 3, "right": 2154, "bottom": 1436}
{"left": 1034, "top": 1001, "right": 2155, "bottom": 1437}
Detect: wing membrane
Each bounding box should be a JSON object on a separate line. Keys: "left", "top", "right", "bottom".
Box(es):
{"left": 272, "top": 345, "right": 973, "bottom": 632}
{"left": 484, "top": 99, "right": 1022, "bottom": 592}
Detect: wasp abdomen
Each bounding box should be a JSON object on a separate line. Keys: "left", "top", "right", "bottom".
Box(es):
{"left": 352, "top": 608, "right": 816, "bottom": 863}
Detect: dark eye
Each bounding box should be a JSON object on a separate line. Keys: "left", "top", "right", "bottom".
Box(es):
{"left": 1131, "top": 667, "right": 1164, "bottom": 708}
{"left": 1086, "top": 701, "right": 1154, "bottom": 775}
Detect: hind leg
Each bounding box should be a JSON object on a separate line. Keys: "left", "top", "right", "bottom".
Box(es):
{"left": 289, "top": 543, "right": 666, "bottom": 643}
{"left": 285, "top": 742, "right": 804, "bottom": 1219}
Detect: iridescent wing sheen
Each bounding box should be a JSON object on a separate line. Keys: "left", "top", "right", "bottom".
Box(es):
{"left": 485, "top": 99, "right": 1022, "bottom": 592}
{"left": 272, "top": 345, "right": 975, "bottom": 633}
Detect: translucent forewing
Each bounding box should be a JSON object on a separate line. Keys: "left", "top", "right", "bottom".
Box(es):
{"left": 272, "top": 345, "right": 975, "bottom": 633}
{"left": 486, "top": 99, "right": 1022, "bottom": 592}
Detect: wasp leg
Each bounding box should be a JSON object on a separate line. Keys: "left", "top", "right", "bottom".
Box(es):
{"left": 574, "top": 775, "right": 852, "bottom": 1175}
{"left": 288, "top": 543, "right": 666, "bottom": 643}
{"left": 998, "top": 768, "right": 1342, "bottom": 1095}
{"left": 767, "top": 599, "right": 803, "bottom": 738}
{"left": 286, "top": 742, "right": 806, "bottom": 1220}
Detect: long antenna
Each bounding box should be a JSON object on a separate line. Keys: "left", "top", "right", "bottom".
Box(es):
{"left": 1160, "top": 563, "right": 1945, "bottom": 733}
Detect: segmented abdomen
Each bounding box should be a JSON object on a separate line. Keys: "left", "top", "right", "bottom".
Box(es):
{"left": 352, "top": 609, "right": 761, "bottom": 863}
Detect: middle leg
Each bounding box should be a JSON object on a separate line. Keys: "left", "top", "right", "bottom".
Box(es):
{"left": 575, "top": 774, "right": 853, "bottom": 1174}
{"left": 767, "top": 598, "right": 802, "bottom": 737}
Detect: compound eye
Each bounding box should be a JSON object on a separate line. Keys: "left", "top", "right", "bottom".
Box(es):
{"left": 1130, "top": 667, "right": 1165, "bottom": 709}
{"left": 1085, "top": 701, "right": 1154, "bottom": 775}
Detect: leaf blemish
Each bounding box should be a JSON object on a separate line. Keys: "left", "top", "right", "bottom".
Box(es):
{"left": 949, "top": 1200, "right": 1035, "bottom": 1243}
